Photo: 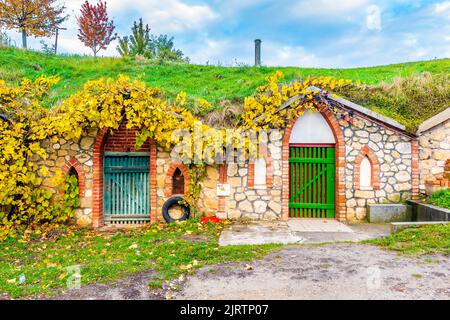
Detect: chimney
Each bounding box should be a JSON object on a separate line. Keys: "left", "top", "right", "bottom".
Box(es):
{"left": 255, "top": 39, "right": 262, "bottom": 67}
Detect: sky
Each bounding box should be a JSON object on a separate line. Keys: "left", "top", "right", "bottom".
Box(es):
{"left": 3, "top": 0, "right": 450, "bottom": 68}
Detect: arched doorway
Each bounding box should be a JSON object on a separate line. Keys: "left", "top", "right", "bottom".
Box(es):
{"left": 92, "top": 125, "right": 157, "bottom": 227}
{"left": 282, "top": 108, "right": 346, "bottom": 221}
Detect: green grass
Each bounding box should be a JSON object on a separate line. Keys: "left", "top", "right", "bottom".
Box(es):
{"left": 0, "top": 219, "right": 280, "bottom": 299}
{"left": 366, "top": 224, "right": 450, "bottom": 256}
{"left": 428, "top": 189, "right": 450, "bottom": 210}
{"left": 1, "top": 46, "right": 448, "bottom": 105}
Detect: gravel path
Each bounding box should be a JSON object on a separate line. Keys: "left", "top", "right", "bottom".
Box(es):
{"left": 40, "top": 243, "right": 449, "bottom": 300}
{"left": 175, "top": 244, "right": 450, "bottom": 300}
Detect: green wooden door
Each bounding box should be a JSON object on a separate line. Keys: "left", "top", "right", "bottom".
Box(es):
{"left": 103, "top": 153, "right": 150, "bottom": 224}
{"left": 289, "top": 145, "right": 335, "bottom": 218}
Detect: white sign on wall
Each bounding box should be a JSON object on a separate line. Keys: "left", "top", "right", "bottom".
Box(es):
{"left": 217, "top": 184, "right": 231, "bottom": 196}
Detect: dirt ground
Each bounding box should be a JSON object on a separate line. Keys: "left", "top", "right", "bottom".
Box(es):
{"left": 47, "top": 243, "right": 449, "bottom": 300}
{"left": 175, "top": 244, "right": 450, "bottom": 300}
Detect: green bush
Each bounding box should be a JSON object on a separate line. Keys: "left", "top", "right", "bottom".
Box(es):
{"left": 428, "top": 189, "right": 450, "bottom": 209}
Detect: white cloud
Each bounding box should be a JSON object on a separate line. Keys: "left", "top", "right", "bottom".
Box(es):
{"left": 292, "top": 0, "right": 368, "bottom": 17}
{"left": 402, "top": 33, "right": 418, "bottom": 47}
{"left": 366, "top": 5, "right": 382, "bottom": 31}
{"left": 114, "top": 0, "right": 217, "bottom": 33}
{"left": 65, "top": 0, "right": 218, "bottom": 33}
{"left": 263, "top": 42, "right": 330, "bottom": 67}
{"left": 435, "top": 1, "right": 450, "bottom": 13}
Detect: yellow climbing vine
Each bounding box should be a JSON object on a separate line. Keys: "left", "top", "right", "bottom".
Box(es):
{"left": 0, "top": 72, "right": 354, "bottom": 237}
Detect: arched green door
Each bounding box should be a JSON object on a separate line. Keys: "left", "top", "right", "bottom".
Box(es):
{"left": 289, "top": 144, "right": 335, "bottom": 218}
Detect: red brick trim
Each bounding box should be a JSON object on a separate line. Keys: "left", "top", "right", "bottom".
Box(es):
{"left": 354, "top": 145, "right": 380, "bottom": 190}
{"left": 282, "top": 107, "right": 346, "bottom": 222}
{"left": 149, "top": 141, "right": 157, "bottom": 222}
{"left": 92, "top": 129, "right": 108, "bottom": 228}
{"left": 165, "top": 161, "right": 191, "bottom": 198}
{"left": 411, "top": 139, "right": 420, "bottom": 199}
{"left": 92, "top": 128, "right": 158, "bottom": 227}
{"left": 248, "top": 145, "right": 274, "bottom": 188}
{"left": 64, "top": 158, "right": 86, "bottom": 197}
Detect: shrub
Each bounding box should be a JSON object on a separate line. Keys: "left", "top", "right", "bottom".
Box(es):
{"left": 0, "top": 77, "right": 76, "bottom": 238}
{"left": 429, "top": 189, "right": 450, "bottom": 210}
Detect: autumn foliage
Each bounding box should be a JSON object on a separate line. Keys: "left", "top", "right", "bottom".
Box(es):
{"left": 0, "top": 71, "right": 354, "bottom": 238}
{"left": 0, "top": 0, "right": 67, "bottom": 48}
{"left": 77, "top": 0, "right": 117, "bottom": 57}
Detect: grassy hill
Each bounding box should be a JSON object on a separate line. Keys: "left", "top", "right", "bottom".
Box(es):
{"left": 0, "top": 46, "right": 449, "bottom": 131}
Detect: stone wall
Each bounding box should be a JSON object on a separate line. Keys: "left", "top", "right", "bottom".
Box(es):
{"left": 155, "top": 148, "right": 220, "bottom": 219}
{"left": 197, "top": 166, "right": 220, "bottom": 217}
{"left": 42, "top": 128, "right": 98, "bottom": 227}
{"left": 339, "top": 115, "right": 414, "bottom": 220}
{"left": 418, "top": 118, "right": 450, "bottom": 194}
{"left": 217, "top": 131, "right": 284, "bottom": 221}
{"left": 39, "top": 107, "right": 442, "bottom": 225}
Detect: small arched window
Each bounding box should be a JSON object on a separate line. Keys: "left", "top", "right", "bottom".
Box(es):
{"left": 354, "top": 146, "right": 380, "bottom": 190}
{"left": 248, "top": 146, "right": 273, "bottom": 189}
{"left": 172, "top": 168, "right": 185, "bottom": 195}
{"left": 254, "top": 157, "right": 267, "bottom": 187}
{"left": 68, "top": 167, "right": 79, "bottom": 180}
{"left": 64, "top": 158, "right": 85, "bottom": 197}
{"left": 165, "top": 162, "right": 191, "bottom": 198}
{"left": 360, "top": 156, "right": 372, "bottom": 189}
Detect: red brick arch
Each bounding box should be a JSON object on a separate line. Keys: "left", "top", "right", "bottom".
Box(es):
{"left": 248, "top": 145, "right": 274, "bottom": 188}
{"left": 282, "top": 106, "right": 346, "bottom": 222}
{"left": 165, "top": 161, "right": 191, "bottom": 198}
{"left": 64, "top": 158, "right": 86, "bottom": 197}
{"left": 354, "top": 145, "right": 380, "bottom": 190}
{"left": 92, "top": 128, "right": 157, "bottom": 227}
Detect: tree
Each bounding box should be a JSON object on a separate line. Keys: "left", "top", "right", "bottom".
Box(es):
{"left": 117, "top": 18, "right": 188, "bottom": 62}
{"left": 77, "top": 0, "right": 116, "bottom": 57}
{"left": 117, "top": 18, "right": 152, "bottom": 58}
{"left": 117, "top": 36, "right": 131, "bottom": 57}
{"left": 0, "top": 0, "right": 68, "bottom": 49}
{"left": 152, "top": 34, "right": 187, "bottom": 62}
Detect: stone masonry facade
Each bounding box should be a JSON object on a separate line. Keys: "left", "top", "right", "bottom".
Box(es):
{"left": 216, "top": 131, "right": 284, "bottom": 221}
{"left": 419, "top": 118, "right": 450, "bottom": 194}
{"left": 339, "top": 115, "right": 415, "bottom": 220}
{"left": 39, "top": 101, "right": 449, "bottom": 227}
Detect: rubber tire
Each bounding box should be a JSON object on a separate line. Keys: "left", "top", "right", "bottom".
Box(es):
{"left": 162, "top": 196, "right": 190, "bottom": 223}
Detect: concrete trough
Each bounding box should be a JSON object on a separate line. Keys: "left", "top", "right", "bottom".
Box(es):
{"left": 407, "top": 200, "right": 450, "bottom": 222}
{"left": 367, "top": 204, "right": 413, "bottom": 223}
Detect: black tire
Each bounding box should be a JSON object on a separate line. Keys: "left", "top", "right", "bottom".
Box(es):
{"left": 162, "top": 196, "right": 190, "bottom": 223}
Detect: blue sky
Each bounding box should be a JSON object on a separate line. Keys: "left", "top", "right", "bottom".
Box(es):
{"left": 4, "top": 0, "right": 450, "bottom": 67}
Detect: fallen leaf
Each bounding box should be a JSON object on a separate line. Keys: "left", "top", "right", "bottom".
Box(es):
{"left": 129, "top": 243, "right": 138, "bottom": 249}
{"left": 58, "top": 273, "right": 67, "bottom": 280}
{"left": 243, "top": 264, "right": 253, "bottom": 271}
{"left": 165, "top": 293, "right": 173, "bottom": 300}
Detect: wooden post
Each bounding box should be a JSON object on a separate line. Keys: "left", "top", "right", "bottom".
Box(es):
{"left": 54, "top": 27, "right": 67, "bottom": 54}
